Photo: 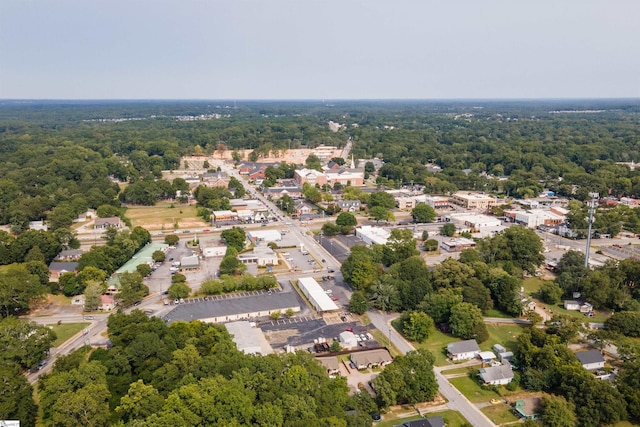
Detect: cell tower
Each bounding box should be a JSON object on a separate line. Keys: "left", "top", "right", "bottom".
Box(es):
{"left": 584, "top": 192, "right": 599, "bottom": 268}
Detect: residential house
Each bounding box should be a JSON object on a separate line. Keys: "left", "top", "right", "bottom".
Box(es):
{"left": 479, "top": 364, "right": 514, "bottom": 385}
{"left": 336, "top": 200, "right": 361, "bottom": 212}
{"left": 400, "top": 416, "right": 445, "bottom": 427}
{"left": 100, "top": 295, "right": 116, "bottom": 311}
{"left": 294, "top": 201, "right": 314, "bottom": 217}
{"left": 94, "top": 217, "right": 122, "bottom": 230}
{"left": 564, "top": 300, "right": 593, "bottom": 313}
{"left": 576, "top": 350, "right": 605, "bottom": 371}
{"left": 563, "top": 300, "right": 581, "bottom": 311}
{"left": 29, "top": 220, "right": 48, "bottom": 231}
{"left": 317, "top": 357, "right": 341, "bottom": 376}
{"left": 55, "top": 249, "right": 83, "bottom": 261}
{"left": 48, "top": 261, "right": 79, "bottom": 282}
{"left": 513, "top": 398, "right": 541, "bottom": 420}
{"left": 447, "top": 339, "right": 480, "bottom": 360}
{"left": 349, "top": 348, "right": 393, "bottom": 370}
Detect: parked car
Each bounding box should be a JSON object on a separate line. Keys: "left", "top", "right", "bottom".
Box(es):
{"left": 332, "top": 297, "right": 339, "bottom": 301}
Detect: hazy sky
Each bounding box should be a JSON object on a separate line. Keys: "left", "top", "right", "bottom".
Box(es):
{"left": 1, "top": 0, "right": 639, "bottom": 99}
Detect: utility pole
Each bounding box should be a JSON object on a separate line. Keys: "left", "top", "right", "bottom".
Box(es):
{"left": 584, "top": 192, "right": 599, "bottom": 268}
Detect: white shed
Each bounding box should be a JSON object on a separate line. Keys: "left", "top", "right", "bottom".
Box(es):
{"left": 339, "top": 331, "right": 358, "bottom": 349}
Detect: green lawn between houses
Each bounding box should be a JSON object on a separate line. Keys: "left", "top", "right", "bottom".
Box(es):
{"left": 375, "top": 410, "right": 468, "bottom": 427}
{"left": 481, "top": 403, "right": 520, "bottom": 425}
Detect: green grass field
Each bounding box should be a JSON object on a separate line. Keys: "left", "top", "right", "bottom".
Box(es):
{"left": 481, "top": 403, "right": 519, "bottom": 425}
{"left": 375, "top": 410, "right": 469, "bottom": 427}
{"left": 412, "top": 328, "right": 459, "bottom": 367}
{"left": 482, "top": 324, "right": 526, "bottom": 353}
{"left": 48, "top": 322, "right": 90, "bottom": 347}
{"left": 125, "top": 203, "right": 208, "bottom": 230}
{"left": 449, "top": 376, "right": 502, "bottom": 402}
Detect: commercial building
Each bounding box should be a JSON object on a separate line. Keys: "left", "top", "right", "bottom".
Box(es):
{"left": 247, "top": 229, "right": 282, "bottom": 243}
{"left": 441, "top": 237, "right": 476, "bottom": 252}
{"left": 449, "top": 192, "right": 497, "bottom": 210}
{"left": 238, "top": 246, "right": 279, "bottom": 266}
{"left": 163, "top": 292, "right": 300, "bottom": 324}
{"left": 356, "top": 225, "right": 390, "bottom": 245}
{"left": 225, "top": 321, "right": 273, "bottom": 356}
{"left": 296, "top": 277, "right": 339, "bottom": 313}
{"left": 199, "top": 238, "right": 227, "bottom": 257}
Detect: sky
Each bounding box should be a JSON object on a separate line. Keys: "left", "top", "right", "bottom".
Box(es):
{"left": 1, "top": 0, "right": 639, "bottom": 100}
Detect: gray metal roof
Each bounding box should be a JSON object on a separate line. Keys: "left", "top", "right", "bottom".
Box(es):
{"left": 447, "top": 339, "right": 480, "bottom": 355}
{"left": 163, "top": 291, "right": 300, "bottom": 324}
{"left": 575, "top": 349, "right": 605, "bottom": 365}
{"left": 48, "top": 261, "right": 79, "bottom": 271}
{"left": 479, "top": 364, "right": 514, "bottom": 383}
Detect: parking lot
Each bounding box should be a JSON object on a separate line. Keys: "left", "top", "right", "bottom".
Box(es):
{"left": 260, "top": 316, "right": 380, "bottom": 351}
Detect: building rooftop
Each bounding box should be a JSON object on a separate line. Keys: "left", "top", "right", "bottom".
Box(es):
{"left": 163, "top": 291, "right": 300, "bottom": 324}
{"left": 447, "top": 339, "right": 480, "bottom": 354}
{"left": 297, "top": 277, "right": 339, "bottom": 312}
{"left": 479, "top": 364, "right": 514, "bottom": 383}
{"left": 575, "top": 349, "right": 605, "bottom": 366}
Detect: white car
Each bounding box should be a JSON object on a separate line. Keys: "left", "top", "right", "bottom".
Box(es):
{"left": 360, "top": 334, "right": 368, "bottom": 341}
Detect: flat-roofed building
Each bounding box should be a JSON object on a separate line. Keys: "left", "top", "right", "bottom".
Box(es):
{"left": 212, "top": 210, "right": 239, "bottom": 222}
{"left": 247, "top": 229, "right": 282, "bottom": 243}
{"left": 296, "top": 277, "right": 339, "bottom": 313}
{"left": 238, "top": 246, "right": 279, "bottom": 266}
{"left": 225, "top": 321, "right": 273, "bottom": 356}
{"left": 450, "top": 192, "right": 497, "bottom": 210}
{"left": 450, "top": 213, "right": 502, "bottom": 229}
{"left": 425, "top": 196, "right": 451, "bottom": 209}
{"left": 441, "top": 237, "right": 476, "bottom": 252}
{"left": 163, "top": 291, "right": 300, "bottom": 324}
{"left": 356, "top": 225, "right": 390, "bottom": 245}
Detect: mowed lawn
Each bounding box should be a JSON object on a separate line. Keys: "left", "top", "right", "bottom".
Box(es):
{"left": 449, "top": 376, "right": 502, "bottom": 402}
{"left": 375, "top": 410, "right": 468, "bottom": 427}
{"left": 48, "top": 322, "right": 90, "bottom": 347}
{"left": 125, "top": 203, "right": 208, "bottom": 230}
{"left": 481, "top": 403, "right": 519, "bottom": 424}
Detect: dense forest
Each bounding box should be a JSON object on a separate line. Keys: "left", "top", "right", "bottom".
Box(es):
{"left": 1, "top": 99, "right": 640, "bottom": 231}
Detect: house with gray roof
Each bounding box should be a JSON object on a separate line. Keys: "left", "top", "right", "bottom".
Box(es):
{"left": 48, "top": 261, "right": 79, "bottom": 282}
{"left": 447, "top": 339, "right": 480, "bottom": 360}
{"left": 576, "top": 349, "right": 605, "bottom": 371}
{"left": 479, "top": 364, "right": 514, "bottom": 385}
{"left": 399, "top": 416, "right": 445, "bottom": 427}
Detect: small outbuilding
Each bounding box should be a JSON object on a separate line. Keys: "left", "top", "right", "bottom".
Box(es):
{"left": 338, "top": 331, "right": 358, "bottom": 349}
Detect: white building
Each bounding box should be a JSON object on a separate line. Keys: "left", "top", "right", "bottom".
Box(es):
{"left": 356, "top": 225, "right": 390, "bottom": 245}
{"left": 576, "top": 350, "right": 605, "bottom": 371}
{"left": 479, "top": 364, "right": 514, "bottom": 385}
{"left": 238, "top": 246, "right": 279, "bottom": 266}
{"left": 247, "top": 229, "right": 282, "bottom": 243}
{"left": 296, "top": 277, "right": 339, "bottom": 313}
{"left": 450, "top": 213, "right": 502, "bottom": 229}
{"left": 199, "top": 238, "right": 227, "bottom": 258}
{"left": 441, "top": 237, "right": 476, "bottom": 252}
{"left": 225, "top": 321, "right": 273, "bottom": 356}
{"left": 447, "top": 339, "right": 480, "bottom": 360}
{"left": 339, "top": 331, "right": 358, "bottom": 349}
